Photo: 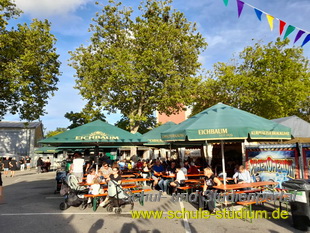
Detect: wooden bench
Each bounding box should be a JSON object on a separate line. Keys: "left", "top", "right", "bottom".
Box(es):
{"left": 177, "top": 184, "right": 200, "bottom": 194}
{"left": 83, "top": 193, "right": 108, "bottom": 212}
{"left": 130, "top": 189, "right": 152, "bottom": 193}
{"left": 236, "top": 199, "right": 267, "bottom": 223}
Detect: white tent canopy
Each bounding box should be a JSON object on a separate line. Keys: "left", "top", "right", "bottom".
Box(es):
{"left": 272, "top": 115, "right": 310, "bottom": 138}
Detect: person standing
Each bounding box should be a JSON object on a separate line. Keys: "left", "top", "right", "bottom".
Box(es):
{"left": 45, "top": 157, "right": 51, "bottom": 172}
{"left": 19, "top": 157, "right": 25, "bottom": 171}
{"left": 0, "top": 169, "right": 3, "bottom": 203}
{"left": 36, "top": 157, "right": 44, "bottom": 174}
{"left": 26, "top": 156, "right": 31, "bottom": 171}
{"left": 70, "top": 153, "right": 85, "bottom": 182}
{"left": 3, "top": 157, "right": 10, "bottom": 177}
{"left": 9, "top": 157, "right": 18, "bottom": 177}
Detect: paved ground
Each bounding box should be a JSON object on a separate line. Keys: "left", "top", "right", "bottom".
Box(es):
{"left": 0, "top": 170, "right": 307, "bottom": 233}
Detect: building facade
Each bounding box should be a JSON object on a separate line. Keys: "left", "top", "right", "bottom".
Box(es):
{"left": 0, "top": 121, "right": 44, "bottom": 163}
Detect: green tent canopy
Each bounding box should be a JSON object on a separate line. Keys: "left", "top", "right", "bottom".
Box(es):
{"left": 161, "top": 103, "right": 292, "bottom": 185}
{"left": 161, "top": 103, "right": 292, "bottom": 141}
{"left": 39, "top": 120, "right": 145, "bottom": 146}
{"left": 34, "top": 147, "right": 60, "bottom": 154}
{"left": 142, "top": 121, "right": 176, "bottom": 146}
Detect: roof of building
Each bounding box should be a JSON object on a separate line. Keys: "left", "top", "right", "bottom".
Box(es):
{"left": 0, "top": 121, "right": 42, "bottom": 129}
{"left": 272, "top": 115, "right": 310, "bottom": 138}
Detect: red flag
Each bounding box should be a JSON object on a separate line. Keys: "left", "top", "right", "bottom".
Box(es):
{"left": 279, "top": 20, "right": 286, "bottom": 36}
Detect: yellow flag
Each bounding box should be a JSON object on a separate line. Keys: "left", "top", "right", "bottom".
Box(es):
{"left": 266, "top": 14, "right": 274, "bottom": 31}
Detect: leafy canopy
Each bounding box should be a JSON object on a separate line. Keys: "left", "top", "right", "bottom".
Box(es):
{"left": 45, "top": 127, "right": 67, "bottom": 138}
{"left": 193, "top": 38, "right": 310, "bottom": 121}
{"left": 64, "top": 111, "right": 106, "bottom": 129}
{"left": 69, "top": 0, "right": 206, "bottom": 133}
{"left": 0, "top": 0, "right": 61, "bottom": 121}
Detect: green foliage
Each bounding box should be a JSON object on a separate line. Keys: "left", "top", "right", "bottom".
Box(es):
{"left": 64, "top": 111, "right": 106, "bottom": 129}
{"left": 0, "top": 0, "right": 61, "bottom": 121}
{"left": 45, "top": 127, "right": 67, "bottom": 138}
{"left": 193, "top": 38, "right": 310, "bottom": 120}
{"left": 69, "top": 0, "right": 206, "bottom": 133}
{"left": 115, "top": 114, "right": 157, "bottom": 134}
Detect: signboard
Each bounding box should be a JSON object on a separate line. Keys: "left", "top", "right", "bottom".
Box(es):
{"left": 246, "top": 146, "right": 298, "bottom": 188}
{"left": 304, "top": 146, "right": 310, "bottom": 179}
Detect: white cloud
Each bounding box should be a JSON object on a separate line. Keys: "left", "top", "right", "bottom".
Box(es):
{"left": 14, "top": 0, "right": 90, "bottom": 17}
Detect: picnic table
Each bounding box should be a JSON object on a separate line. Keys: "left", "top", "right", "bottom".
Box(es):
{"left": 213, "top": 181, "right": 278, "bottom": 191}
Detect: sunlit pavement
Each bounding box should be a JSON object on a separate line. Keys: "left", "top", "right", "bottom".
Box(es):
{"left": 0, "top": 170, "right": 305, "bottom": 233}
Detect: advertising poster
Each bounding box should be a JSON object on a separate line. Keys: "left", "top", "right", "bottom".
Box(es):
{"left": 304, "top": 145, "right": 310, "bottom": 179}
{"left": 246, "top": 146, "right": 298, "bottom": 188}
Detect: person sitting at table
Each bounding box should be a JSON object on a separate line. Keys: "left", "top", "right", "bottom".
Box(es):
{"left": 118, "top": 160, "right": 126, "bottom": 170}
{"left": 233, "top": 165, "right": 251, "bottom": 184}
{"left": 170, "top": 166, "right": 186, "bottom": 193}
{"left": 86, "top": 168, "right": 97, "bottom": 184}
{"left": 90, "top": 177, "right": 101, "bottom": 195}
{"left": 142, "top": 160, "right": 151, "bottom": 186}
{"left": 180, "top": 162, "right": 187, "bottom": 176}
{"left": 184, "top": 160, "right": 190, "bottom": 170}
{"left": 136, "top": 159, "right": 143, "bottom": 170}
{"left": 99, "top": 162, "right": 112, "bottom": 180}
{"left": 200, "top": 167, "right": 222, "bottom": 212}
{"left": 187, "top": 162, "right": 199, "bottom": 174}
{"left": 87, "top": 176, "right": 102, "bottom": 204}
{"left": 151, "top": 159, "right": 165, "bottom": 190}
{"left": 99, "top": 167, "right": 122, "bottom": 207}
{"left": 158, "top": 161, "right": 176, "bottom": 195}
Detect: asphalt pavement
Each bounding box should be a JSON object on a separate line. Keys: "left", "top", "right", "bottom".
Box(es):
{"left": 0, "top": 170, "right": 306, "bottom": 233}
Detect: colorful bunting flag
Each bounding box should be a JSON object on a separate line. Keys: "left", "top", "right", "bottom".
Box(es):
{"left": 301, "top": 34, "right": 310, "bottom": 47}
{"left": 294, "top": 30, "right": 305, "bottom": 43}
{"left": 236, "top": 0, "right": 245, "bottom": 18}
{"left": 266, "top": 15, "right": 274, "bottom": 31}
{"left": 254, "top": 8, "right": 262, "bottom": 21}
{"left": 279, "top": 20, "right": 286, "bottom": 36}
{"left": 283, "top": 25, "right": 296, "bottom": 39}
{"left": 223, "top": 0, "right": 309, "bottom": 46}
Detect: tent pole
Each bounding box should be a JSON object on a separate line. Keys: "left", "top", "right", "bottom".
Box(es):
{"left": 221, "top": 140, "right": 226, "bottom": 185}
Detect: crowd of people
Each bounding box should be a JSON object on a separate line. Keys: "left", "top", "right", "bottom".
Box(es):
{"left": 64, "top": 151, "right": 254, "bottom": 212}
{"left": 0, "top": 155, "right": 52, "bottom": 177}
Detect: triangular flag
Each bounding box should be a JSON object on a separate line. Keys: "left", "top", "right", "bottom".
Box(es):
{"left": 301, "top": 34, "right": 310, "bottom": 47}
{"left": 283, "top": 25, "right": 296, "bottom": 39}
{"left": 236, "top": 0, "right": 244, "bottom": 18}
{"left": 279, "top": 20, "right": 286, "bottom": 35}
{"left": 294, "top": 30, "right": 305, "bottom": 43}
{"left": 223, "top": 0, "right": 229, "bottom": 6}
{"left": 266, "top": 15, "right": 274, "bottom": 31}
{"left": 254, "top": 8, "right": 263, "bottom": 21}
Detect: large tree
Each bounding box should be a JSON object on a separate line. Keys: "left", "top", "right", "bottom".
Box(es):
{"left": 0, "top": 0, "right": 61, "bottom": 121}
{"left": 69, "top": 0, "right": 206, "bottom": 133}
{"left": 115, "top": 114, "right": 157, "bottom": 134}
{"left": 193, "top": 38, "right": 310, "bottom": 121}
{"left": 64, "top": 111, "right": 106, "bottom": 129}
{"left": 45, "top": 127, "right": 67, "bottom": 138}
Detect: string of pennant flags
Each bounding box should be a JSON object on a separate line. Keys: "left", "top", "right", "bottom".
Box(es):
{"left": 222, "top": 0, "right": 310, "bottom": 47}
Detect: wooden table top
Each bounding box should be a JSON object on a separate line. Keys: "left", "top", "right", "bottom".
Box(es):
{"left": 121, "top": 178, "right": 152, "bottom": 183}
{"left": 213, "top": 181, "right": 278, "bottom": 191}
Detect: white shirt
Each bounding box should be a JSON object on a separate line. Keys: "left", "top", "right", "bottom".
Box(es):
{"left": 233, "top": 170, "right": 251, "bottom": 183}
{"left": 72, "top": 158, "right": 84, "bottom": 173}
{"left": 176, "top": 170, "right": 186, "bottom": 182}
{"left": 91, "top": 184, "right": 101, "bottom": 195}
{"left": 181, "top": 167, "right": 187, "bottom": 176}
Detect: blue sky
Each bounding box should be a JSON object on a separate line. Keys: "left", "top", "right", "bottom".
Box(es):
{"left": 4, "top": 0, "right": 310, "bottom": 133}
